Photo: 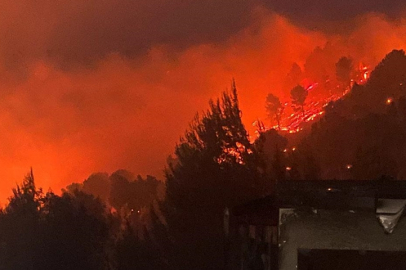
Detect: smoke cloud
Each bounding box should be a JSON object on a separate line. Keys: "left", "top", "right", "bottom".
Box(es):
{"left": 0, "top": 1, "right": 405, "bottom": 201}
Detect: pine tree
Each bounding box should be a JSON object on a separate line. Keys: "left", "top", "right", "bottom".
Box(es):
{"left": 265, "top": 93, "right": 284, "bottom": 129}
{"left": 161, "top": 81, "right": 269, "bottom": 270}
{"left": 290, "top": 85, "right": 308, "bottom": 116}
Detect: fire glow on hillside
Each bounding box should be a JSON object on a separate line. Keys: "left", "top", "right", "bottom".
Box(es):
{"left": 254, "top": 63, "right": 371, "bottom": 135}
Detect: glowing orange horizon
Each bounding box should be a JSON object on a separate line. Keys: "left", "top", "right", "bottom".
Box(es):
{"left": 0, "top": 11, "right": 405, "bottom": 203}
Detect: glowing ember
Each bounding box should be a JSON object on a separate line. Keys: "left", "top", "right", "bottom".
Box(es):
{"left": 357, "top": 63, "right": 370, "bottom": 84}
{"left": 217, "top": 140, "right": 253, "bottom": 165}
{"left": 286, "top": 167, "right": 292, "bottom": 171}
{"left": 306, "top": 83, "right": 319, "bottom": 91}
{"left": 386, "top": 98, "right": 393, "bottom": 105}
{"left": 346, "top": 164, "right": 353, "bottom": 169}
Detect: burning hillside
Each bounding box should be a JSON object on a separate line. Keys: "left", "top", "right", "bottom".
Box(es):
{"left": 257, "top": 61, "right": 371, "bottom": 135}
{"left": 275, "top": 49, "right": 406, "bottom": 180}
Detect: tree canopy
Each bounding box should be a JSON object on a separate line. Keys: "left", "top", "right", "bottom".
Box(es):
{"left": 290, "top": 84, "right": 308, "bottom": 115}
{"left": 265, "top": 93, "right": 284, "bottom": 129}
{"left": 335, "top": 56, "right": 353, "bottom": 88}
{"left": 0, "top": 171, "right": 165, "bottom": 270}
{"left": 161, "top": 81, "right": 270, "bottom": 270}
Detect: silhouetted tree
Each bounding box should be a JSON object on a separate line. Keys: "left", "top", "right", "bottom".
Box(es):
{"left": 109, "top": 170, "right": 133, "bottom": 210}
{"left": 290, "top": 85, "right": 308, "bottom": 116}
{"left": 108, "top": 170, "right": 160, "bottom": 214}
{"left": 148, "top": 206, "right": 172, "bottom": 262}
{"left": 335, "top": 56, "right": 353, "bottom": 89}
{"left": 82, "top": 172, "right": 110, "bottom": 201}
{"left": 0, "top": 172, "right": 117, "bottom": 270}
{"left": 257, "top": 129, "right": 288, "bottom": 184}
{"left": 161, "top": 81, "right": 269, "bottom": 270}
{"left": 38, "top": 191, "right": 115, "bottom": 270}
{"left": 115, "top": 221, "right": 166, "bottom": 270}
{"left": 265, "top": 93, "right": 284, "bottom": 129}
{"left": 0, "top": 170, "right": 42, "bottom": 270}
{"left": 64, "top": 182, "right": 83, "bottom": 193}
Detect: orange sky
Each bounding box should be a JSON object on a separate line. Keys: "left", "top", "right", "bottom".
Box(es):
{"left": 0, "top": 3, "right": 406, "bottom": 202}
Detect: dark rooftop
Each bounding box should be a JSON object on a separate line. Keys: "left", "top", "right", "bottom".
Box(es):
{"left": 277, "top": 180, "right": 406, "bottom": 208}
{"left": 233, "top": 180, "right": 406, "bottom": 225}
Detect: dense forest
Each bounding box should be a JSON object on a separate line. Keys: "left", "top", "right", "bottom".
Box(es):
{"left": 1, "top": 49, "right": 406, "bottom": 269}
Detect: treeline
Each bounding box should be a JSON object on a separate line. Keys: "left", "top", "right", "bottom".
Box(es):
{"left": 66, "top": 170, "right": 163, "bottom": 216}
{"left": 1, "top": 49, "right": 406, "bottom": 270}
{"left": 0, "top": 170, "right": 167, "bottom": 270}
{"left": 0, "top": 84, "right": 270, "bottom": 270}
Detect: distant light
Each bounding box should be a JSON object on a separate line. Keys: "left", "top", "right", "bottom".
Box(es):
{"left": 346, "top": 164, "right": 353, "bottom": 169}
{"left": 283, "top": 149, "right": 288, "bottom": 153}
{"left": 286, "top": 167, "right": 292, "bottom": 171}
{"left": 327, "top": 187, "right": 341, "bottom": 193}
{"left": 292, "top": 147, "right": 296, "bottom": 151}
{"left": 137, "top": 210, "right": 140, "bottom": 214}
{"left": 386, "top": 98, "right": 393, "bottom": 105}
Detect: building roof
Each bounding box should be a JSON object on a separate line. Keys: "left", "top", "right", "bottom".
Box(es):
{"left": 277, "top": 180, "right": 406, "bottom": 209}
{"left": 232, "top": 195, "right": 278, "bottom": 225}
{"left": 232, "top": 180, "right": 406, "bottom": 227}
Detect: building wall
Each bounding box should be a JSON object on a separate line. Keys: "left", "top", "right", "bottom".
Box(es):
{"left": 230, "top": 224, "right": 278, "bottom": 270}
{"left": 279, "top": 208, "right": 406, "bottom": 270}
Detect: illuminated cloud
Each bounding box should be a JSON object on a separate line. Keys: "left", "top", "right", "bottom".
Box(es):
{"left": 0, "top": 1, "right": 405, "bottom": 201}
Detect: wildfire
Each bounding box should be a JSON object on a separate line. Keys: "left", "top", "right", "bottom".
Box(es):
{"left": 357, "top": 63, "right": 370, "bottom": 84}
{"left": 255, "top": 62, "right": 371, "bottom": 135}
{"left": 268, "top": 95, "right": 341, "bottom": 133}
{"left": 217, "top": 141, "right": 253, "bottom": 165}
